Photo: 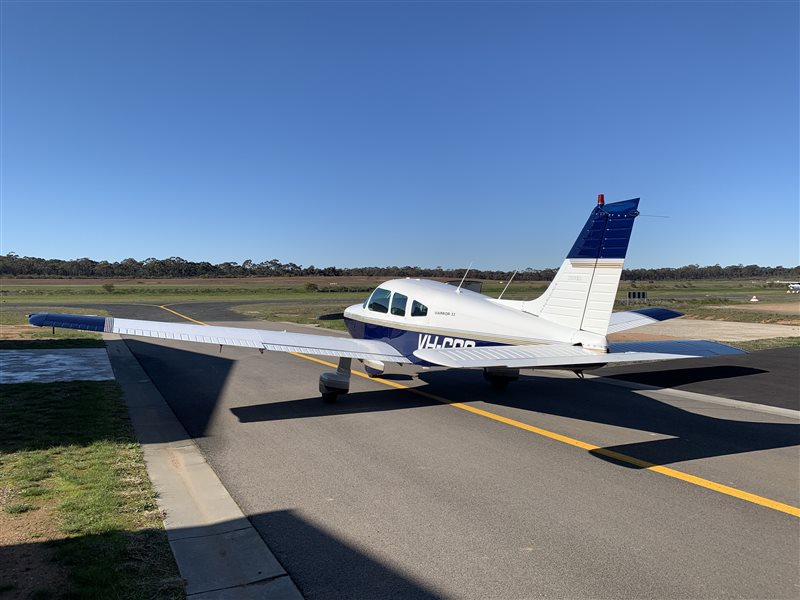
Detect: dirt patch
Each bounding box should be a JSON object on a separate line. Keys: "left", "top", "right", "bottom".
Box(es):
{"left": 615, "top": 318, "right": 800, "bottom": 342}
{"left": 607, "top": 332, "right": 681, "bottom": 342}
{"left": 0, "top": 504, "right": 69, "bottom": 599}
{"left": 721, "top": 302, "right": 800, "bottom": 315}
{"left": 0, "top": 325, "right": 40, "bottom": 341}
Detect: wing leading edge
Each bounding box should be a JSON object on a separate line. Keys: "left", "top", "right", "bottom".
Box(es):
{"left": 28, "top": 313, "right": 410, "bottom": 364}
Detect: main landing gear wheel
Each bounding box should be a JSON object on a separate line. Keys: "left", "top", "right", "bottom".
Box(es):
{"left": 319, "top": 357, "right": 352, "bottom": 402}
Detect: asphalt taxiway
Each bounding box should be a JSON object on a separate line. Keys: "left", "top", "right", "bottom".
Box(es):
{"left": 18, "top": 301, "right": 800, "bottom": 598}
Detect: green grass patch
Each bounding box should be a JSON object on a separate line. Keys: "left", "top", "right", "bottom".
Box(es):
{"left": 0, "top": 305, "right": 108, "bottom": 326}
{"left": 6, "top": 502, "right": 35, "bottom": 514}
{"left": 481, "top": 282, "right": 549, "bottom": 300}
{"left": 0, "top": 381, "right": 184, "bottom": 598}
{"left": 677, "top": 306, "right": 798, "bottom": 324}
{"left": 732, "top": 337, "right": 800, "bottom": 352}
{"left": 1, "top": 305, "right": 107, "bottom": 344}
{"left": 26, "top": 329, "right": 105, "bottom": 343}
{"left": 1, "top": 282, "right": 376, "bottom": 305}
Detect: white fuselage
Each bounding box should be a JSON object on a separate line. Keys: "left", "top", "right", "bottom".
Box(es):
{"left": 343, "top": 278, "right": 607, "bottom": 359}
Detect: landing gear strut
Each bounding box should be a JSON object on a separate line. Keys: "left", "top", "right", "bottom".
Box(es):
{"left": 319, "top": 357, "right": 352, "bottom": 402}
{"left": 483, "top": 367, "right": 519, "bottom": 390}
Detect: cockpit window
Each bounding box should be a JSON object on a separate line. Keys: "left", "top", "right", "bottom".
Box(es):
{"left": 367, "top": 288, "right": 391, "bottom": 313}
{"left": 411, "top": 300, "right": 428, "bottom": 317}
{"left": 391, "top": 293, "right": 407, "bottom": 316}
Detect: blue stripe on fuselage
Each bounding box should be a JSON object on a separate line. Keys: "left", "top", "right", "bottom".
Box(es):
{"left": 344, "top": 317, "right": 502, "bottom": 365}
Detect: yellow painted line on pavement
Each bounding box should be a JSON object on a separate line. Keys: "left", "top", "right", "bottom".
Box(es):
{"left": 159, "top": 305, "right": 800, "bottom": 519}
{"left": 158, "top": 304, "right": 209, "bottom": 326}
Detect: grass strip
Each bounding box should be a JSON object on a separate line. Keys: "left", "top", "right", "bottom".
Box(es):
{"left": 0, "top": 380, "right": 184, "bottom": 598}
{"left": 732, "top": 337, "right": 800, "bottom": 352}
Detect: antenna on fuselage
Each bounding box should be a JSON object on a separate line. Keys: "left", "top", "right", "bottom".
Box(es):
{"left": 498, "top": 269, "right": 518, "bottom": 300}
{"left": 455, "top": 262, "right": 473, "bottom": 294}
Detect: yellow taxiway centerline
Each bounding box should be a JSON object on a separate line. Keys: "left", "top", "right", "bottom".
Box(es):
{"left": 159, "top": 304, "right": 210, "bottom": 326}
{"left": 158, "top": 305, "right": 800, "bottom": 519}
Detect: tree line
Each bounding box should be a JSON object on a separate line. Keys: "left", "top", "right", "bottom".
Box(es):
{"left": 1, "top": 253, "right": 797, "bottom": 281}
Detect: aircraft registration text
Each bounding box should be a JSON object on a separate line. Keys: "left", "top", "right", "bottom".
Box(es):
{"left": 418, "top": 334, "right": 476, "bottom": 349}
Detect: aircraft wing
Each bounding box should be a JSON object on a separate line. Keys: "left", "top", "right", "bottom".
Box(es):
{"left": 607, "top": 307, "right": 684, "bottom": 334}
{"left": 27, "top": 313, "right": 411, "bottom": 363}
{"left": 413, "top": 340, "right": 744, "bottom": 369}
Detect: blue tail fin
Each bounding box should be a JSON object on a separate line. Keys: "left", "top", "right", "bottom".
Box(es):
{"left": 524, "top": 197, "right": 641, "bottom": 339}
{"left": 567, "top": 198, "right": 640, "bottom": 260}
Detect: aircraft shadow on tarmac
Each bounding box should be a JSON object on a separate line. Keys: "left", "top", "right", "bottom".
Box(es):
{"left": 0, "top": 510, "right": 439, "bottom": 600}
{"left": 231, "top": 387, "right": 443, "bottom": 423}
{"left": 602, "top": 364, "right": 767, "bottom": 388}
{"left": 123, "top": 339, "right": 799, "bottom": 470}
{"left": 124, "top": 339, "right": 236, "bottom": 443}
{"left": 417, "top": 369, "right": 800, "bottom": 469}
{"left": 234, "top": 367, "right": 800, "bottom": 470}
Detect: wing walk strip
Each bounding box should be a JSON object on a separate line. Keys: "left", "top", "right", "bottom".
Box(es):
{"left": 159, "top": 305, "right": 800, "bottom": 519}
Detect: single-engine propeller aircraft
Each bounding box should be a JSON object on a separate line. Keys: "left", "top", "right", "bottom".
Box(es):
{"left": 30, "top": 195, "right": 744, "bottom": 400}
{"left": 776, "top": 281, "right": 800, "bottom": 294}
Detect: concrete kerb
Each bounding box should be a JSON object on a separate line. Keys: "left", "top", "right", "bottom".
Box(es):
{"left": 103, "top": 334, "right": 303, "bottom": 600}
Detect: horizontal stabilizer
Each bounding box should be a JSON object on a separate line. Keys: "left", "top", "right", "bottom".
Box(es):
{"left": 28, "top": 313, "right": 410, "bottom": 363}
{"left": 608, "top": 340, "right": 745, "bottom": 356}
{"left": 607, "top": 307, "right": 684, "bottom": 334}
{"left": 414, "top": 339, "right": 744, "bottom": 369}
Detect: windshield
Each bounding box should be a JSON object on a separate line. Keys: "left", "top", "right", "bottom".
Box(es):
{"left": 367, "top": 288, "right": 391, "bottom": 313}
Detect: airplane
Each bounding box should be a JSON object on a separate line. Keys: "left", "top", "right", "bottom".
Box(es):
{"left": 29, "top": 195, "right": 744, "bottom": 400}
{"left": 776, "top": 281, "right": 800, "bottom": 293}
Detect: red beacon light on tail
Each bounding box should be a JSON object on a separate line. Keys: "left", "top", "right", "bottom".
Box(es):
{"left": 597, "top": 194, "right": 605, "bottom": 206}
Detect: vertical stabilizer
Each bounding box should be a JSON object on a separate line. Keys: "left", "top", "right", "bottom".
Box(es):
{"left": 523, "top": 197, "right": 640, "bottom": 335}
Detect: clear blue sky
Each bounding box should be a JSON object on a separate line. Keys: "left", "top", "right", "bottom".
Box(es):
{"left": 2, "top": 1, "right": 797, "bottom": 270}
